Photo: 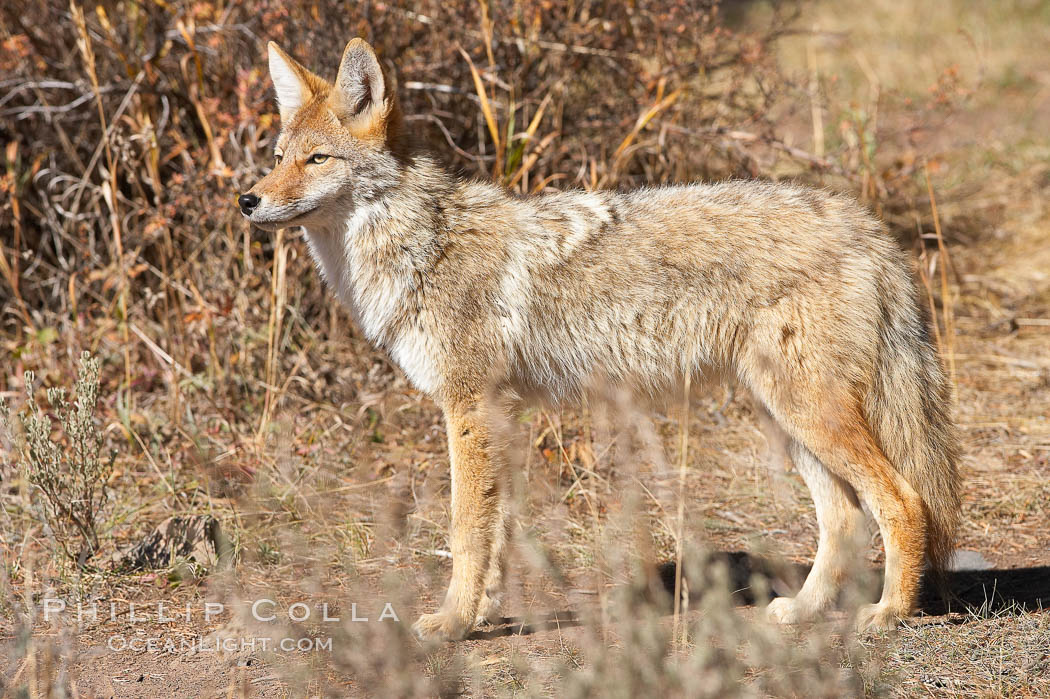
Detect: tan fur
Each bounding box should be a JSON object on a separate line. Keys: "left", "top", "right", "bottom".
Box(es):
{"left": 242, "top": 40, "right": 961, "bottom": 640}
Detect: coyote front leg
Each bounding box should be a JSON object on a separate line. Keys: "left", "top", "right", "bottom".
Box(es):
{"left": 413, "top": 397, "right": 504, "bottom": 641}
{"left": 475, "top": 485, "right": 510, "bottom": 626}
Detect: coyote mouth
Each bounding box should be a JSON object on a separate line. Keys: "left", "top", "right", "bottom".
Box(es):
{"left": 247, "top": 206, "right": 319, "bottom": 230}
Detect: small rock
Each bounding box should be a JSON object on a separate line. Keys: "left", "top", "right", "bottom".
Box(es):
{"left": 948, "top": 549, "right": 993, "bottom": 571}
{"left": 110, "top": 515, "right": 232, "bottom": 573}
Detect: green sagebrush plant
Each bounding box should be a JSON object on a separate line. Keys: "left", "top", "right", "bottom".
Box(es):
{"left": 1, "top": 352, "right": 115, "bottom": 568}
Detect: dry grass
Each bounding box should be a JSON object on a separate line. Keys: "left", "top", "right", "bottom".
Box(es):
{"left": 2, "top": 0, "right": 1050, "bottom": 696}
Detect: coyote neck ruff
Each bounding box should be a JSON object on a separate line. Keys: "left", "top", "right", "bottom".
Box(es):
{"left": 240, "top": 39, "right": 961, "bottom": 642}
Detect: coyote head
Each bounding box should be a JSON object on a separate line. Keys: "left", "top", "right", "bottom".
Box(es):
{"left": 239, "top": 39, "right": 402, "bottom": 231}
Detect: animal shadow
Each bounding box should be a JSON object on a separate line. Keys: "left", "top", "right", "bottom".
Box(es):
{"left": 657, "top": 550, "right": 1050, "bottom": 617}
{"left": 466, "top": 551, "right": 1048, "bottom": 639}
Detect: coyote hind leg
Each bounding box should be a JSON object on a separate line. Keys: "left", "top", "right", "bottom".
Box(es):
{"left": 794, "top": 405, "right": 923, "bottom": 629}
{"left": 752, "top": 372, "right": 926, "bottom": 630}
{"left": 767, "top": 440, "right": 866, "bottom": 623}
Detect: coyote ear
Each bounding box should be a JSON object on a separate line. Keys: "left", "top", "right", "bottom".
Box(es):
{"left": 330, "top": 39, "right": 390, "bottom": 131}
{"left": 268, "top": 42, "right": 319, "bottom": 123}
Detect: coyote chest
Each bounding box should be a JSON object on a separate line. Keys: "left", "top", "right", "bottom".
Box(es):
{"left": 304, "top": 204, "right": 442, "bottom": 395}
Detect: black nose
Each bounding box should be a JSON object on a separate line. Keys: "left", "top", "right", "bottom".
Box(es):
{"left": 238, "top": 193, "right": 260, "bottom": 215}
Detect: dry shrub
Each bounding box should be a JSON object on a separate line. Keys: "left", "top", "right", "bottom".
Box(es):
{"left": 0, "top": 1, "right": 969, "bottom": 393}
{"left": 0, "top": 0, "right": 970, "bottom": 397}
{"left": 2, "top": 353, "right": 114, "bottom": 568}
{"left": 1, "top": 0, "right": 797, "bottom": 346}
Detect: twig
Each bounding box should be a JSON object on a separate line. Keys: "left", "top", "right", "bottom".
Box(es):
{"left": 458, "top": 44, "right": 503, "bottom": 177}
{"left": 71, "top": 0, "right": 133, "bottom": 408}
{"left": 665, "top": 123, "right": 852, "bottom": 177}
{"left": 128, "top": 323, "right": 199, "bottom": 384}
{"left": 257, "top": 228, "right": 288, "bottom": 443}
{"left": 806, "top": 26, "right": 824, "bottom": 158}
{"left": 924, "top": 160, "right": 956, "bottom": 385}
{"left": 672, "top": 372, "right": 691, "bottom": 649}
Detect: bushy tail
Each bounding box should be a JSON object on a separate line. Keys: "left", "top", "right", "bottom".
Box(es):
{"left": 865, "top": 279, "right": 961, "bottom": 576}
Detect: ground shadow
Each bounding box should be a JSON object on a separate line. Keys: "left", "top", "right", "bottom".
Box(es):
{"left": 467, "top": 552, "right": 1049, "bottom": 639}
{"left": 656, "top": 551, "right": 1050, "bottom": 616}
{"left": 918, "top": 564, "right": 1050, "bottom": 616}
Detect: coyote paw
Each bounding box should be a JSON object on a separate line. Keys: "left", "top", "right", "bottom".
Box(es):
{"left": 412, "top": 610, "right": 474, "bottom": 642}
{"left": 475, "top": 591, "right": 502, "bottom": 627}
{"left": 855, "top": 603, "right": 903, "bottom": 632}
{"left": 766, "top": 596, "right": 810, "bottom": 625}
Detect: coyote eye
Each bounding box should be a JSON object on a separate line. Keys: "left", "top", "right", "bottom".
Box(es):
{"left": 274, "top": 153, "right": 283, "bottom": 165}
{"left": 307, "top": 154, "right": 330, "bottom": 165}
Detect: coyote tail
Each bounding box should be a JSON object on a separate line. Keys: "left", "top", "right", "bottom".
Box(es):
{"left": 866, "top": 278, "right": 961, "bottom": 577}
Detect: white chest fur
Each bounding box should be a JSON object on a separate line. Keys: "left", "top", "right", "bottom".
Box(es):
{"left": 303, "top": 204, "right": 442, "bottom": 396}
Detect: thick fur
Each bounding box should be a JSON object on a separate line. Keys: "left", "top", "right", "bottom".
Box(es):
{"left": 243, "top": 39, "right": 961, "bottom": 640}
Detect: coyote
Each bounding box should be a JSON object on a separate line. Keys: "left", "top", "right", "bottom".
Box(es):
{"left": 239, "top": 39, "right": 960, "bottom": 641}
